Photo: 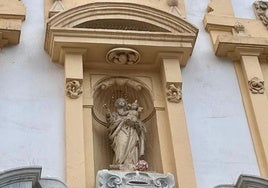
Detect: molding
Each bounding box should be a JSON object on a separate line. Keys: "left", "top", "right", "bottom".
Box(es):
{"left": 215, "top": 35, "right": 267, "bottom": 59}
{"left": 0, "top": 0, "right": 26, "bottom": 48}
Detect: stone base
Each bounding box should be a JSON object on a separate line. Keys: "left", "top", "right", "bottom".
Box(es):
{"left": 96, "top": 169, "right": 175, "bottom": 188}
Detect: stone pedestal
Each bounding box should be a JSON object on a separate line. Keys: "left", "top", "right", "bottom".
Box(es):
{"left": 96, "top": 170, "right": 175, "bottom": 188}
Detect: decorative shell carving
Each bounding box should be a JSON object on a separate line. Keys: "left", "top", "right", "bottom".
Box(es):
{"left": 66, "top": 80, "right": 83, "bottom": 99}
{"left": 166, "top": 83, "right": 182, "bottom": 103}
{"left": 106, "top": 48, "right": 140, "bottom": 65}
{"left": 248, "top": 77, "right": 265, "bottom": 94}
{"left": 253, "top": 1, "right": 268, "bottom": 29}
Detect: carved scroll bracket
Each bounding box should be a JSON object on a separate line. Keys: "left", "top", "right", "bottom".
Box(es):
{"left": 234, "top": 22, "right": 245, "bottom": 33}
{"left": 166, "top": 83, "right": 182, "bottom": 103}
{"left": 66, "top": 80, "right": 83, "bottom": 99}
{"left": 248, "top": 77, "right": 265, "bottom": 94}
{"left": 97, "top": 170, "right": 175, "bottom": 188}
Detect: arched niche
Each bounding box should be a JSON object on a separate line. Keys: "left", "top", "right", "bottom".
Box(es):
{"left": 91, "top": 76, "right": 162, "bottom": 173}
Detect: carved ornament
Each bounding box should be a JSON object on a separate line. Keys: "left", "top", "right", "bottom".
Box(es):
{"left": 248, "top": 77, "right": 265, "bottom": 94}
{"left": 253, "top": 1, "right": 268, "bottom": 29}
{"left": 166, "top": 83, "right": 182, "bottom": 103}
{"left": 234, "top": 22, "right": 245, "bottom": 33}
{"left": 106, "top": 48, "right": 140, "bottom": 65}
{"left": 66, "top": 80, "right": 83, "bottom": 99}
{"left": 49, "top": 0, "right": 64, "bottom": 18}
{"left": 97, "top": 170, "right": 175, "bottom": 188}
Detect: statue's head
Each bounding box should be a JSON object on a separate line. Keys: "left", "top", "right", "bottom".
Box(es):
{"left": 114, "top": 98, "right": 127, "bottom": 109}
{"left": 131, "top": 100, "right": 139, "bottom": 110}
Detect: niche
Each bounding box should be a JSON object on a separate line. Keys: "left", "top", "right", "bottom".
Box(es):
{"left": 92, "top": 76, "right": 163, "bottom": 174}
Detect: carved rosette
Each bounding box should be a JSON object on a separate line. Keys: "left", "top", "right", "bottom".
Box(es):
{"left": 253, "top": 1, "right": 268, "bottom": 29}
{"left": 248, "top": 77, "right": 265, "bottom": 94}
{"left": 166, "top": 83, "right": 182, "bottom": 103}
{"left": 66, "top": 80, "right": 83, "bottom": 99}
{"left": 106, "top": 48, "right": 140, "bottom": 65}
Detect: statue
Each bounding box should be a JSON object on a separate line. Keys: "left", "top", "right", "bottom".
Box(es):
{"left": 103, "top": 98, "right": 146, "bottom": 171}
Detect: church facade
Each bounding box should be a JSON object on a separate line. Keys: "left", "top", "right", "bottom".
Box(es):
{"left": 0, "top": 0, "right": 267, "bottom": 188}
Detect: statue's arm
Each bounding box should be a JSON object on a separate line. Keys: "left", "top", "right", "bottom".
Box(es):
{"left": 103, "top": 104, "right": 113, "bottom": 124}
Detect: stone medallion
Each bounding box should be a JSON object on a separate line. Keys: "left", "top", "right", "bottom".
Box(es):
{"left": 106, "top": 48, "right": 140, "bottom": 65}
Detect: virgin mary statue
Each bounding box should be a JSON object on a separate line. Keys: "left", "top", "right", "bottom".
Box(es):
{"left": 104, "top": 98, "right": 146, "bottom": 170}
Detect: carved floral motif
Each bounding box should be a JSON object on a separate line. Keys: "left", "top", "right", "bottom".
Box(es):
{"left": 66, "top": 80, "right": 83, "bottom": 99}
{"left": 248, "top": 77, "right": 265, "bottom": 94}
{"left": 166, "top": 83, "right": 182, "bottom": 103}
{"left": 253, "top": 1, "right": 268, "bottom": 29}
{"left": 106, "top": 48, "right": 140, "bottom": 65}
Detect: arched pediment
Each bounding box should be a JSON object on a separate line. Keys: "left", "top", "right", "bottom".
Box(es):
{"left": 45, "top": 2, "right": 198, "bottom": 67}
{"left": 47, "top": 2, "right": 197, "bottom": 34}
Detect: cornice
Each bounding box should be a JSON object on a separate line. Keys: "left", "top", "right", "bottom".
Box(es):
{"left": 0, "top": 0, "right": 26, "bottom": 48}
{"left": 215, "top": 35, "right": 268, "bottom": 59}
